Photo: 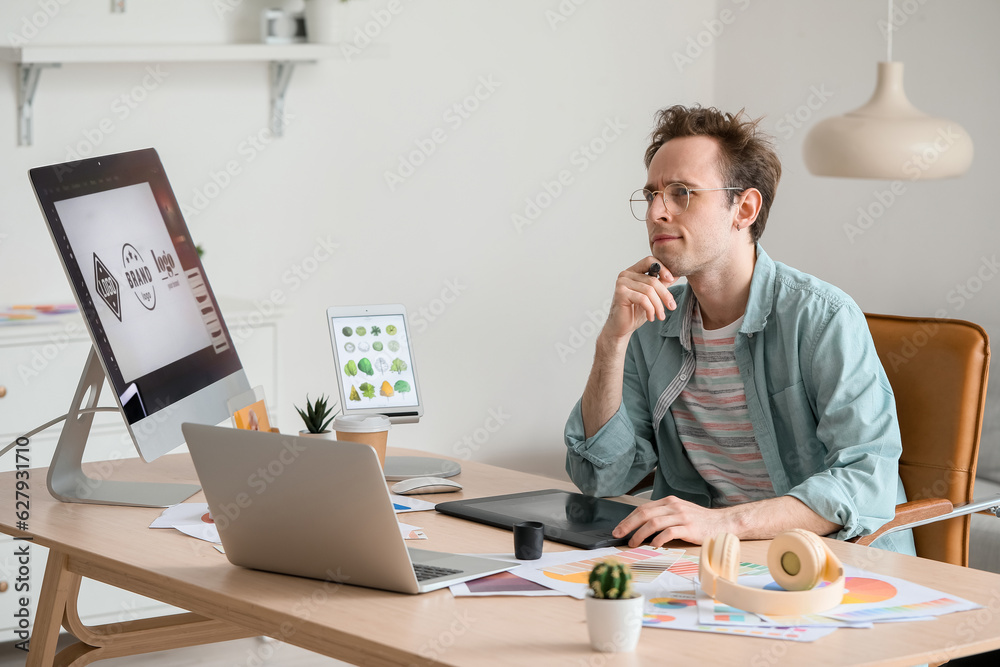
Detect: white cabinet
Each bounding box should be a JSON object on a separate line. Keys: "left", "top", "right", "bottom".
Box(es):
{"left": 0, "top": 302, "right": 279, "bottom": 641}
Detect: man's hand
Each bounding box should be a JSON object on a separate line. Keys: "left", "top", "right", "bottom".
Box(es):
{"left": 604, "top": 256, "right": 679, "bottom": 342}
{"left": 613, "top": 496, "right": 737, "bottom": 548}
{"left": 581, "top": 257, "right": 679, "bottom": 438}
{"left": 612, "top": 495, "right": 842, "bottom": 548}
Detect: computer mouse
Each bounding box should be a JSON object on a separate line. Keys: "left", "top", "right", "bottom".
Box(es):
{"left": 391, "top": 477, "right": 463, "bottom": 495}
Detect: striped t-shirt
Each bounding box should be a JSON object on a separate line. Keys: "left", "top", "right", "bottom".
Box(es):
{"left": 670, "top": 307, "right": 775, "bottom": 506}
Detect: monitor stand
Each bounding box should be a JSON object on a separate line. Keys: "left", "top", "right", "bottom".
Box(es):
{"left": 382, "top": 456, "right": 461, "bottom": 481}
{"left": 46, "top": 347, "right": 201, "bottom": 507}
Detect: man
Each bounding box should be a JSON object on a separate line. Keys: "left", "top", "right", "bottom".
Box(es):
{"left": 564, "top": 105, "right": 914, "bottom": 554}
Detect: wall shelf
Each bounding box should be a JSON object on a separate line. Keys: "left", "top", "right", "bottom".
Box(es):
{"left": 0, "top": 43, "right": 360, "bottom": 146}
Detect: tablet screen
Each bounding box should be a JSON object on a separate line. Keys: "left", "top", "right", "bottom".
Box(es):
{"left": 328, "top": 307, "right": 421, "bottom": 422}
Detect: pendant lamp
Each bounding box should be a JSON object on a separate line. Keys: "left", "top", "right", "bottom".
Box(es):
{"left": 803, "top": 1, "right": 973, "bottom": 180}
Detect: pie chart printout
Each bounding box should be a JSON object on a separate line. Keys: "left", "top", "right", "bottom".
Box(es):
{"left": 840, "top": 577, "right": 897, "bottom": 604}
{"left": 644, "top": 614, "right": 677, "bottom": 623}
{"left": 761, "top": 576, "right": 897, "bottom": 605}
{"left": 650, "top": 597, "right": 697, "bottom": 610}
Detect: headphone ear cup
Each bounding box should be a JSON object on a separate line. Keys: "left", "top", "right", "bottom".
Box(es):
{"left": 768, "top": 529, "right": 826, "bottom": 591}
{"left": 711, "top": 533, "right": 740, "bottom": 582}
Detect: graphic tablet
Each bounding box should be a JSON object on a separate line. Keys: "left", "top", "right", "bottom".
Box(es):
{"left": 435, "top": 489, "right": 639, "bottom": 549}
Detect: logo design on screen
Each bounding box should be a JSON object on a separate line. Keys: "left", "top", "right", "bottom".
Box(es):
{"left": 151, "top": 247, "right": 177, "bottom": 278}
{"left": 94, "top": 254, "right": 122, "bottom": 322}
{"left": 121, "top": 243, "right": 156, "bottom": 311}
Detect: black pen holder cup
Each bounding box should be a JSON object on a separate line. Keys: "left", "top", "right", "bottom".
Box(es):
{"left": 513, "top": 521, "right": 545, "bottom": 560}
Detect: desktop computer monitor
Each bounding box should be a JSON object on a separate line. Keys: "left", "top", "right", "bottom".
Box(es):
{"left": 29, "top": 148, "right": 251, "bottom": 506}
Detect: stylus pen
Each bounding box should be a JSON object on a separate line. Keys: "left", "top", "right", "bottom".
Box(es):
{"left": 646, "top": 262, "right": 660, "bottom": 278}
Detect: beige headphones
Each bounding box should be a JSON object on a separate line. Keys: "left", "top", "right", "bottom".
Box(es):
{"left": 698, "top": 529, "right": 845, "bottom": 616}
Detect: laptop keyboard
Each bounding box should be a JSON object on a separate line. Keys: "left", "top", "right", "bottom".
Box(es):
{"left": 413, "top": 563, "right": 463, "bottom": 582}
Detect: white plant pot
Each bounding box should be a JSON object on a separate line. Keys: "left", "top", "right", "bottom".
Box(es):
{"left": 298, "top": 430, "right": 337, "bottom": 440}
{"left": 303, "top": 0, "right": 367, "bottom": 44}
{"left": 584, "top": 592, "right": 644, "bottom": 653}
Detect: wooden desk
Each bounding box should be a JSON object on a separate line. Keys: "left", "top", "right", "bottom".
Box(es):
{"left": 3, "top": 451, "right": 1000, "bottom": 666}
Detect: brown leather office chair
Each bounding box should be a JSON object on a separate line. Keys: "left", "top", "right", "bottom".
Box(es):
{"left": 851, "top": 313, "right": 992, "bottom": 566}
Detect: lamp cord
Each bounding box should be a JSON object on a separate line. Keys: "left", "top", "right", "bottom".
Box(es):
{"left": 887, "top": 0, "right": 893, "bottom": 62}
{"left": 1, "top": 407, "right": 121, "bottom": 459}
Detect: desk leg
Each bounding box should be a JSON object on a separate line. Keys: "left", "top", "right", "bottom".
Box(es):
{"left": 26, "top": 550, "right": 74, "bottom": 666}
{"left": 27, "top": 549, "right": 257, "bottom": 666}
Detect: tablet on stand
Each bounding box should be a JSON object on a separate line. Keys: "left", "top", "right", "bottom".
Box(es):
{"left": 326, "top": 304, "right": 459, "bottom": 479}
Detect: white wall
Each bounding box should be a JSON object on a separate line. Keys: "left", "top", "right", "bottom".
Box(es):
{"left": 0, "top": 0, "right": 715, "bottom": 479}
{"left": 5, "top": 1, "right": 996, "bottom": 482}
{"left": 710, "top": 0, "right": 1000, "bottom": 359}
{"left": 710, "top": 0, "right": 1000, "bottom": 437}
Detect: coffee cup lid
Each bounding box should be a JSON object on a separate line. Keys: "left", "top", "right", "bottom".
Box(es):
{"left": 332, "top": 414, "right": 392, "bottom": 433}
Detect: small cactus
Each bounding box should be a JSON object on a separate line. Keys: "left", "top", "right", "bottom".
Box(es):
{"left": 588, "top": 558, "right": 633, "bottom": 599}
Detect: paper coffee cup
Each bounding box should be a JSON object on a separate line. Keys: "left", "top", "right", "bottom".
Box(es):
{"left": 333, "top": 415, "right": 391, "bottom": 467}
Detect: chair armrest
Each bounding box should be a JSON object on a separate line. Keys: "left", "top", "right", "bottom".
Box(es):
{"left": 849, "top": 494, "right": 1000, "bottom": 546}
{"left": 848, "top": 498, "right": 954, "bottom": 547}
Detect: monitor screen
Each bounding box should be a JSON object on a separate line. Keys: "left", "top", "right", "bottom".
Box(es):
{"left": 30, "top": 148, "right": 250, "bottom": 462}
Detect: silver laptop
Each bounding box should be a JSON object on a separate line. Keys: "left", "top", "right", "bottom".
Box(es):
{"left": 182, "top": 423, "right": 515, "bottom": 593}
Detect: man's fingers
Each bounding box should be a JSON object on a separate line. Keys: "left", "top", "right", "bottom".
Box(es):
{"left": 615, "top": 258, "right": 678, "bottom": 321}
{"left": 629, "top": 516, "right": 681, "bottom": 548}
{"left": 650, "top": 531, "right": 673, "bottom": 548}
{"left": 614, "top": 279, "right": 661, "bottom": 322}
{"left": 628, "top": 257, "right": 676, "bottom": 284}
{"left": 615, "top": 499, "right": 675, "bottom": 538}
{"left": 645, "top": 263, "right": 678, "bottom": 311}
{"left": 613, "top": 508, "right": 643, "bottom": 539}
{"left": 620, "top": 276, "right": 672, "bottom": 320}
{"left": 615, "top": 495, "right": 725, "bottom": 548}
{"left": 628, "top": 256, "right": 663, "bottom": 276}
{"left": 649, "top": 264, "right": 676, "bottom": 284}
{"left": 633, "top": 261, "right": 678, "bottom": 312}
{"left": 614, "top": 503, "right": 660, "bottom": 539}
{"left": 653, "top": 280, "right": 678, "bottom": 312}
{"left": 640, "top": 277, "right": 677, "bottom": 314}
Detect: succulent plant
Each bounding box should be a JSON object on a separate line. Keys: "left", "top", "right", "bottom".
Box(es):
{"left": 588, "top": 558, "right": 633, "bottom": 600}
{"left": 295, "top": 393, "right": 335, "bottom": 433}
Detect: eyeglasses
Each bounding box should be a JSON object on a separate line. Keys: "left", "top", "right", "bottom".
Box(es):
{"left": 629, "top": 183, "right": 745, "bottom": 220}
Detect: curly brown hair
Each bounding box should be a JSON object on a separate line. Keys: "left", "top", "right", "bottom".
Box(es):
{"left": 644, "top": 105, "right": 781, "bottom": 243}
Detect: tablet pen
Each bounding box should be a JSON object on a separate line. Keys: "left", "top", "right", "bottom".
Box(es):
{"left": 646, "top": 262, "right": 660, "bottom": 278}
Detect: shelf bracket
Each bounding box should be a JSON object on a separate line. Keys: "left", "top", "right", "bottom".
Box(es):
{"left": 269, "top": 60, "right": 297, "bottom": 138}
{"left": 17, "top": 62, "right": 60, "bottom": 147}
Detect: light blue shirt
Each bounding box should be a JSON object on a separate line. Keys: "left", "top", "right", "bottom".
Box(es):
{"left": 564, "top": 245, "right": 915, "bottom": 554}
